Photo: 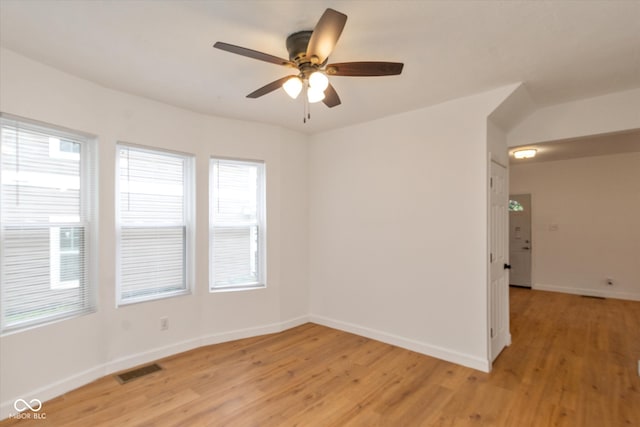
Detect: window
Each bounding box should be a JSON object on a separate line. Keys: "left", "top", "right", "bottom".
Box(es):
{"left": 0, "top": 115, "right": 95, "bottom": 333}
{"left": 49, "top": 137, "right": 80, "bottom": 160}
{"left": 50, "top": 226, "right": 84, "bottom": 289}
{"left": 210, "top": 158, "right": 266, "bottom": 291}
{"left": 509, "top": 200, "right": 524, "bottom": 212}
{"left": 116, "top": 144, "right": 194, "bottom": 305}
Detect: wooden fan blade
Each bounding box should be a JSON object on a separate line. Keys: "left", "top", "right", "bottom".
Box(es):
{"left": 306, "top": 9, "right": 347, "bottom": 64}
{"left": 322, "top": 83, "right": 341, "bottom": 108}
{"left": 247, "top": 76, "right": 293, "bottom": 99}
{"left": 326, "top": 62, "right": 404, "bottom": 76}
{"left": 214, "top": 42, "right": 294, "bottom": 67}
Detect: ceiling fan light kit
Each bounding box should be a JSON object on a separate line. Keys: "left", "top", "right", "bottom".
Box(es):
{"left": 214, "top": 8, "right": 404, "bottom": 122}
{"left": 307, "top": 85, "right": 326, "bottom": 103}
{"left": 308, "top": 71, "right": 329, "bottom": 92}
{"left": 283, "top": 76, "right": 303, "bottom": 99}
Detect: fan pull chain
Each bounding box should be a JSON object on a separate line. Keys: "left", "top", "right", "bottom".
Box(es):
{"left": 303, "top": 97, "right": 307, "bottom": 123}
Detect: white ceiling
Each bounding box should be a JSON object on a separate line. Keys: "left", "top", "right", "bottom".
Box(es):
{"left": 509, "top": 128, "right": 640, "bottom": 164}
{"left": 509, "top": 129, "right": 640, "bottom": 165}
{"left": 1, "top": 0, "right": 639, "bottom": 134}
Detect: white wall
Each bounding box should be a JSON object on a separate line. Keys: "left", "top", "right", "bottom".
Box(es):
{"left": 487, "top": 120, "right": 509, "bottom": 166}
{"left": 510, "top": 152, "right": 640, "bottom": 300}
{"left": 0, "top": 48, "right": 310, "bottom": 418}
{"left": 308, "top": 86, "right": 516, "bottom": 371}
{"left": 507, "top": 88, "right": 640, "bottom": 146}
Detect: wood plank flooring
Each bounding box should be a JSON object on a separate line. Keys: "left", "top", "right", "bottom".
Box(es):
{"left": 2, "top": 287, "right": 639, "bottom": 426}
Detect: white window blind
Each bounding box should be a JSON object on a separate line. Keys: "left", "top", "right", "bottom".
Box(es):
{"left": 210, "top": 158, "right": 265, "bottom": 290}
{"left": 0, "top": 115, "right": 95, "bottom": 333}
{"left": 117, "top": 144, "right": 193, "bottom": 305}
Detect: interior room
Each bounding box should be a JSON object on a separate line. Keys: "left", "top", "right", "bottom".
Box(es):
{"left": 0, "top": 1, "right": 638, "bottom": 425}
{"left": 508, "top": 130, "right": 640, "bottom": 298}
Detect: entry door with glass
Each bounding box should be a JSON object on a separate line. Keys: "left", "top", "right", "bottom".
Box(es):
{"left": 509, "top": 194, "right": 532, "bottom": 287}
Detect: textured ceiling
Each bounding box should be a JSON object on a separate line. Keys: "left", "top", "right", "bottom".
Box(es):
{"left": 1, "top": 0, "right": 639, "bottom": 134}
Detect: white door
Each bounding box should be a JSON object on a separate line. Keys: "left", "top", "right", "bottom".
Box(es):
{"left": 509, "top": 194, "right": 532, "bottom": 287}
{"left": 489, "top": 161, "right": 510, "bottom": 362}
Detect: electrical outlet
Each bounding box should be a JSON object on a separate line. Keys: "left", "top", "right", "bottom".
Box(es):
{"left": 160, "top": 317, "right": 168, "bottom": 331}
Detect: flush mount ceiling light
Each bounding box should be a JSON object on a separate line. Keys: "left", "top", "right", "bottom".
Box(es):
{"left": 513, "top": 149, "right": 537, "bottom": 159}
{"left": 214, "top": 8, "right": 404, "bottom": 123}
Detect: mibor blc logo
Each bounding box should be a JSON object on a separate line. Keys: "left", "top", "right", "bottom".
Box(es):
{"left": 12, "top": 398, "right": 46, "bottom": 420}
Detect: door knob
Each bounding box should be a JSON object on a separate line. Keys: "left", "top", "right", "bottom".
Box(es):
{"left": 504, "top": 264, "right": 511, "bottom": 270}
{"left": 522, "top": 247, "right": 530, "bottom": 250}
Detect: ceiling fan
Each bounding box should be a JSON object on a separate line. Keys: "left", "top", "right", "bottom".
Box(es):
{"left": 214, "top": 8, "right": 404, "bottom": 121}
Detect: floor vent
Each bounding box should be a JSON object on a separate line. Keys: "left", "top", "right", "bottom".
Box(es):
{"left": 581, "top": 295, "right": 605, "bottom": 300}
{"left": 115, "top": 363, "right": 162, "bottom": 384}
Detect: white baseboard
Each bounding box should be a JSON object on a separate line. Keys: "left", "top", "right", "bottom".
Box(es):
{"left": 200, "top": 315, "right": 310, "bottom": 347}
{"left": 104, "top": 336, "right": 204, "bottom": 376}
{"left": 280, "top": 315, "right": 311, "bottom": 331}
{"left": 0, "top": 365, "right": 105, "bottom": 421}
{"left": 0, "top": 315, "right": 310, "bottom": 421}
{"left": 532, "top": 283, "right": 640, "bottom": 301}
{"left": 309, "top": 314, "right": 491, "bottom": 373}
{"left": 490, "top": 332, "right": 512, "bottom": 367}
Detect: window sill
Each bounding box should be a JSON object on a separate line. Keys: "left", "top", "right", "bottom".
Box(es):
{"left": 209, "top": 283, "right": 266, "bottom": 293}
{"left": 1, "top": 307, "right": 97, "bottom": 336}
{"left": 117, "top": 289, "right": 191, "bottom": 307}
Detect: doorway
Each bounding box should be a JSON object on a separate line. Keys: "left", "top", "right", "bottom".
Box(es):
{"left": 509, "top": 194, "right": 532, "bottom": 288}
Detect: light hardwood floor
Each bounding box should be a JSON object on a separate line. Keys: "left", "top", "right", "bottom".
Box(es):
{"left": 1, "top": 287, "right": 639, "bottom": 426}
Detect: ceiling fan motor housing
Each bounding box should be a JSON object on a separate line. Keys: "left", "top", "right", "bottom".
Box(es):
{"left": 286, "top": 31, "right": 313, "bottom": 63}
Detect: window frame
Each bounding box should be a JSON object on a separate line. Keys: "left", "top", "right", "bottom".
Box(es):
{"left": 209, "top": 157, "right": 266, "bottom": 292}
{"left": 0, "top": 114, "right": 97, "bottom": 334}
{"left": 115, "top": 142, "right": 194, "bottom": 306}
